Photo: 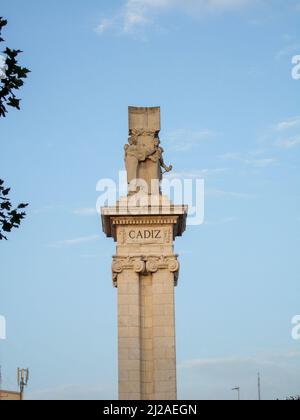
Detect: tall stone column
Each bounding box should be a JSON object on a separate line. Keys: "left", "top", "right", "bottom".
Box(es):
{"left": 102, "top": 207, "right": 187, "bottom": 400}
{"left": 101, "top": 106, "right": 187, "bottom": 400}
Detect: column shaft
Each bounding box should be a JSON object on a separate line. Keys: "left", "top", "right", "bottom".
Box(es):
{"left": 117, "top": 266, "right": 177, "bottom": 400}
{"left": 140, "top": 274, "right": 154, "bottom": 399}
{"left": 118, "top": 269, "right": 141, "bottom": 400}
{"left": 152, "top": 269, "right": 177, "bottom": 400}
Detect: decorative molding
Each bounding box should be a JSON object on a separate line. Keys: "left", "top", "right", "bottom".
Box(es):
{"left": 112, "top": 255, "right": 180, "bottom": 287}
{"left": 112, "top": 217, "right": 178, "bottom": 226}
{"left": 101, "top": 204, "right": 188, "bottom": 240}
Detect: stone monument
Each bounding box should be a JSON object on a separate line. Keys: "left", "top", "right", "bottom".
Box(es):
{"left": 102, "top": 107, "right": 188, "bottom": 400}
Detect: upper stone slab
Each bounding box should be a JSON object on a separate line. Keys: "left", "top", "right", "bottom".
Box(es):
{"left": 128, "top": 106, "right": 161, "bottom": 132}
{"left": 101, "top": 195, "right": 188, "bottom": 241}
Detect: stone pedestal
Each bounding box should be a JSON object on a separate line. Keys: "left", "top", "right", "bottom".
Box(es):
{"left": 102, "top": 196, "right": 187, "bottom": 400}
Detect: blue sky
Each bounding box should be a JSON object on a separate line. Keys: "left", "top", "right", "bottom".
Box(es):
{"left": 0, "top": 0, "right": 300, "bottom": 400}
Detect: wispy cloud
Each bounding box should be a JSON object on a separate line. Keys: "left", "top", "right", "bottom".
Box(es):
{"left": 73, "top": 208, "right": 98, "bottom": 216}
{"left": 204, "top": 217, "right": 236, "bottom": 226}
{"left": 179, "top": 351, "right": 300, "bottom": 370}
{"left": 180, "top": 355, "right": 255, "bottom": 369}
{"left": 275, "top": 116, "right": 300, "bottom": 132}
{"left": 80, "top": 254, "right": 98, "bottom": 259}
{"left": 166, "top": 128, "right": 221, "bottom": 152}
{"left": 95, "top": 0, "right": 253, "bottom": 35}
{"left": 27, "top": 384, "right": 115, "bottom": 401}
{"left": 178, "top": 351, "right": 300, "bottom": 399}
{"left": 95, "top": 18, "right": 114, "bottom": 35}
{"left": 277, "top": 135, "right": 300, "bottom": 150}
{"left": 220, "top": 152, "right": 277, "bottom": 168}
{"left": 49, "top": 235, "right": 100, "bottom": 248}
{"left": 273, "top": 116, "right": 300, "bottom": 149}
{"left": 207, "top": 188, "right": 257, "bottom": 199}
{"left": 276, "top": 43, "right": 300, "bottom": 60}
{"left": 33, "top": 205, "right": 65, "bottom": 215}
{"left": 269, "top": 116, "right": 300, "bottom": 150}
{"left": 166, "top": 168, "right": 228, "bottom": 180}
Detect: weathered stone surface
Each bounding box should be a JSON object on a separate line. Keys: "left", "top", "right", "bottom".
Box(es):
{"left": 103, "top": 204, "right": 185, "bottom": 400}
{"left": 101, "top": 107, "right": 188, "bottom": 401}
{"left": 129, "top": 106, "right": 160, "bottom": 132}
{"left": 0, "top": 390, "right": 21, "bottom": 400}
{"left": 102, "top": 195, "right": 188, "bottom": 242}
{"left": 125, "top": 107, "right": 172, "bottom": 195}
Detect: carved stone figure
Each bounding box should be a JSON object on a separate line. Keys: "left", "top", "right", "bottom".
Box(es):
{"left": 124, "top": 128, "right": 172, "bottom": 195}
{"left": 148, "top": 138, "right": 173, "bottom": 181}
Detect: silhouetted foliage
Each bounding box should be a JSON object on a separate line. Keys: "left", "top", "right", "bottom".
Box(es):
{"left": 0, "top": 180, "right": 28, "bottom": 240}
{"left": 0, "top": 17, "right": 30, "bottom": 117}
{"left": 286, "top": 396, "right": 300, "bottom": 401}
{"left": 0, "top": 17, "right": 29, "bottom": 240}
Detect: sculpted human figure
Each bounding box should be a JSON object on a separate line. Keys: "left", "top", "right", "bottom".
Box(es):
{"left": 149, "top": 138, "right": 173, "bottom": 182}
{"left": 124, "top": 130, "right": 172, "bottom": 195}
{"left": 124, "top": 130, "right": 151, "bottom": 194}
{"left": 124, "top": 136, "right": 138, "bottom": 183}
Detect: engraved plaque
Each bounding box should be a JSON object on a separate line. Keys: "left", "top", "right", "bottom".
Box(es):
{"left": 118, "top": 226, "right": 172, "bottom": 245}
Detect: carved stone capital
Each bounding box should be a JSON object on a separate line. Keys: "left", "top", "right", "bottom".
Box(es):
{"left": 133, "top": 260, "right": 146, "bottom": 274}
{"left": 112, "top": 255, "right": 180, "bottom": 287}
{"left": 112, "top": 260, "right": 123, "bottom": 274}
{"left": 168, "top": 259, "right": 180, "bottom": 273}
{"left": 112, "top": 256, "right": 144, "bottom": 273}
{"left": 146, "top": 259, "right": 159, "bottom": 273}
